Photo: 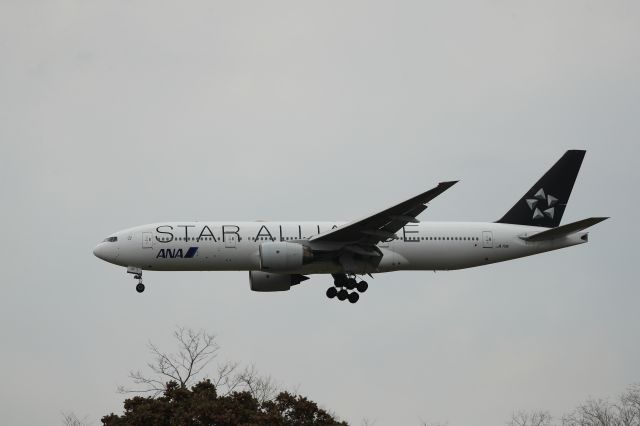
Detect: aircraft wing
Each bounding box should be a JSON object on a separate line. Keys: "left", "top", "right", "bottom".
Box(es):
{"left": 309, "top": 181, "right": 458, "bottom": 245}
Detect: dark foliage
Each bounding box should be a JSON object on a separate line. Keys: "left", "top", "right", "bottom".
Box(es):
{"left": 102, "top": 379, "right": 348, "bottom": 426}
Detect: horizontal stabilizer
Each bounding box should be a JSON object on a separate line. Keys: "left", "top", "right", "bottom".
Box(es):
{"left": 522, "top": 217, "right": 609, "bottom": 242}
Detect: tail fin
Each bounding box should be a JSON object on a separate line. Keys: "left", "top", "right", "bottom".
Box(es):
{"left": 497, "top": 150, "right": 586, "bottom": 228}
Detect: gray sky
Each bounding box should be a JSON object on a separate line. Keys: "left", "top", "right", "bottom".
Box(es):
{"left": 1, "top": 1, "right": 639, "bottom": 425}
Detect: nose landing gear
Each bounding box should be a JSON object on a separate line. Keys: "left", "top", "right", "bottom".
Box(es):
{"left": 326, "top": 274, "right": 368, "bottom": 303}
{"left": 127, "top": 266, "right": 145, "bottom": 294}
{"left": 135, "top": 278, "right": 145, "bottom": 293}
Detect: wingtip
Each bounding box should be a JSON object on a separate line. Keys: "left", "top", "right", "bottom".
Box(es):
{"left": 439, "top": 180, "right": 459, "bottom": 186}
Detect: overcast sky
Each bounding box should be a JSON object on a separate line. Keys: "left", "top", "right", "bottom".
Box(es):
{"left": 1, "top": 1, "right": 639, "bottom": 425}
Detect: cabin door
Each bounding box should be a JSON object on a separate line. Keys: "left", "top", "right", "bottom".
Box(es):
{"left": 225, "top": 235, "right": 237, "bottom": 248}
{"left": 142, "top": 232, "right": 153, "bottom": 248}
{"left": 482, "top": 231, "right": 493, "bottom": 248}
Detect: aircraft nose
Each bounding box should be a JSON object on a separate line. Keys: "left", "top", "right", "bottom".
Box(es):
{"left": 93, "top": 243, "right": 107, "bottom": 260}
{"left": 93, "top": 243, "right": 118, "bottom": 263}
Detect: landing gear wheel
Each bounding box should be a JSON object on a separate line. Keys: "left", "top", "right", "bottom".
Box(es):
{"left": 136, "top": 283, "right": 145, "bottom": 293}
{"left": 337, "top": 289, "right": 348, "bottom": 301}
{"left": 356, "top": 281, "right": 368, "bottom": 293}
{"left": 348, "top": 292, "right": 360, "bottom": 304}
{"left": 345, "top": 278, "right": 357, "bottom": 290}
{"left": 326, "top": 287, "right": 338, "bottom": 299}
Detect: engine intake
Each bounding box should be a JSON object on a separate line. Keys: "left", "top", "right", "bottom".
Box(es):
{"left": 259, "top": 242, "right": 313, "bottom": 271}
{"left": 249, "top": 271, "right": 309, "bottom": 292}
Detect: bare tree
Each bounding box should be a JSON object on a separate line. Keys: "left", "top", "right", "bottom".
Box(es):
{"left": 119, "top": 326, "right": 278, "bottom": 402}
{"left": 506, "top": 385, "right": 640, "bottom": 426}
{"left": 208, "top": 362, "right": 278, "bottom": 403}
{"left": 561, "top": 398, "right": 619, "bottom": 426}
{"left": 418, "top": 418, "right": 448, "bottom": 426}
{"left": 508, "top": 410, "right": 554, "bottom": 426}
{"left": 618, "top": 384, "right": 640, "bottom": 426}
{"left": 233, "top": 364, "right": 278, "bottom": 403}
{"left": 61, "top": 412, "right": 90, "bottom": 426}
{"left": 119, "top": 327, "right": 219, "bottom": 396}
{"left": 560, "top": 385, "right": 640, "bottom": 426}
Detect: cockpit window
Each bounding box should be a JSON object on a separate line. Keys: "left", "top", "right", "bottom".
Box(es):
{"left": 103, "top": 236, "right": 118, "bottom": 242}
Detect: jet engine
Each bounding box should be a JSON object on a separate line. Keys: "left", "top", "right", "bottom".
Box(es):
{"left": 259, "top": 242, "right": 313, "bottom": 271}
{"left": 249, "top": 271, "right": 309, "bottom": 292}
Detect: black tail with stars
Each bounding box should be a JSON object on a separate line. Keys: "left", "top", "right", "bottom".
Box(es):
{"left": 497, "top": 150, "right": 586, "bottom": 228}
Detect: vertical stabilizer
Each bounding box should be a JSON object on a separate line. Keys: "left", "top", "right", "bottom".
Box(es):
{"left": 497, "top": 150, "right": 586, "bottom": 228}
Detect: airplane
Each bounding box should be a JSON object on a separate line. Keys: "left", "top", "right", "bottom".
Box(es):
{"left": 93, "top": 150, "right": 608, "bottom": 304}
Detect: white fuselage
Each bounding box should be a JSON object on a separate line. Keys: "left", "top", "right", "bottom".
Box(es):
{"left": 93, "top": 221, "right": 588, "bottom": 275}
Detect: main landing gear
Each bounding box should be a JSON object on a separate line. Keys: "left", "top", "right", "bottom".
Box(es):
{"left": 326, "top": 274, "right": 368, "bottom": 304}
{"left": 127, "top": 266, "right": 145, "bottom": 293}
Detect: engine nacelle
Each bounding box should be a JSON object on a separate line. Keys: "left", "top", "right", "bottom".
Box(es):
{"left": 259, "top": 242, "right": 312, "bottom": 271}
{"left": 249, "top": 271, "right": 309, "bottom": 292}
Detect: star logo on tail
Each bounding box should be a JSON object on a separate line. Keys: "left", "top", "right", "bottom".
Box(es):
{"left": 525, "top": 188, "right": 558, "bottom": 220}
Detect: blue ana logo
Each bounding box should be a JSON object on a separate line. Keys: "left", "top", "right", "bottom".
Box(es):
{"left": 156, "top": 247, "right": 198, "bottom": 259}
